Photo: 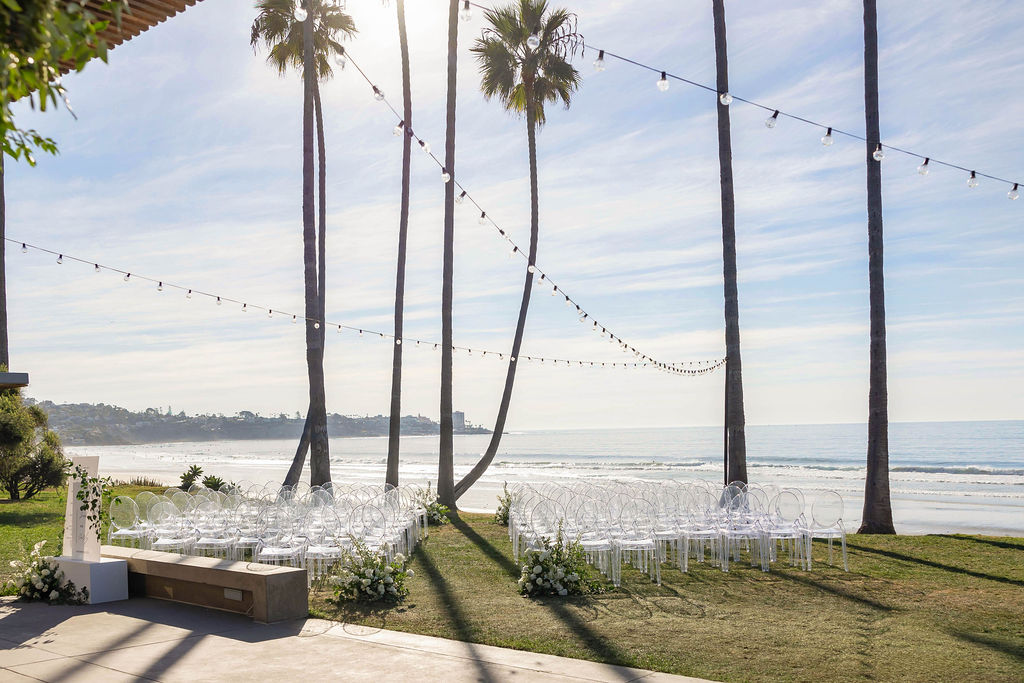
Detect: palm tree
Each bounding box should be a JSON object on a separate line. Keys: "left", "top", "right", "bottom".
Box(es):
{"left": 386, "top": 0, "right": 413, "bottom": 489}
{"left": 437, "top": 0, "right": 460, "bottom": 508}
{"left": 452, "top": 0, "right": 581, "bottom": 502}
{"left": 250, "top": 0, "right": 355, "bottom": 486}
{"left": 0, "top": 155, "right": 7, "bottom": 370}
{"left": 859, "top": 0, "right": 894, "bottom": 534}
{"left": 711, "top": 0, "right": 747, "bottom": 484}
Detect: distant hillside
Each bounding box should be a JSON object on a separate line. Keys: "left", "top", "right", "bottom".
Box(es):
{"left": 27, "top": 400, "right": 490, "bottom": 446}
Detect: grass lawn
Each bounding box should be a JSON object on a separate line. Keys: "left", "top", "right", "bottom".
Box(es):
{"left": 3, "top": 490, "right": 1022, "bottom": 681}
{"left": 311, "top": 513, "right": 1024, "bottom": 682}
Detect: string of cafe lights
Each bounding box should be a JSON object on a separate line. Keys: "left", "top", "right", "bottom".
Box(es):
{"left": 342, "top": 49, "right": 694, "bottom": 371}
{"left": 455, "top": 0, "right": 1021, "bottom": 200}
{"left": 9, "top": 238, "right": 725, "bottom": 376}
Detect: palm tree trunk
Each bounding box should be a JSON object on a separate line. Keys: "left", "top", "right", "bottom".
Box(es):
{"left": 859, "top": 0, "right": 894, "bottom": 534}
{"left": 301, "top": 12, "right": 330, "bottom": 487}
{"left": 0, "top": 153, "right": 7, "bottom": 370}
{"left": 453, "top": 83, "right": 539, "bottom": 501}
{"left": 437, "top": 0, "right": 459, "bottom": 508}
{"left": 284, "top": 407, "right": 312, "bottom": 486}
{"left": 713, "top": 0, "right": 747, "bottom": 485}
{"left": 386, "top": 0, "right": 413, "bottom": 489}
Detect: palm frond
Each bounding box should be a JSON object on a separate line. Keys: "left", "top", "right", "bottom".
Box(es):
{"left": 250, "top": 0, "right": 357, "bottom": 80}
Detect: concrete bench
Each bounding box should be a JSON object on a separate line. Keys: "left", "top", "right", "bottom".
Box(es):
{"left": 101, "top": 545, "right": 307, "bottom": 623}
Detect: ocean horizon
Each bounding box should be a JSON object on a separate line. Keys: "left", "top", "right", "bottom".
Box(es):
{"left": 79, "top": 419, "right": 1024, "bottom": 536}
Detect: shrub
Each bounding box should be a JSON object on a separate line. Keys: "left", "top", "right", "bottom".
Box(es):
{"left": 327, "top": 540, "right": 413, "bottom": 603}
{"left": 202, "top": 475, "right": 225, "bottom": 491}
{"left": 414, "top": 482, "right": 450, "bottom": 526}
{"left": 0, "top": 387, "right": 68, "bottom": 501}
{"left": 494, "top": 482, "right": 513, "bottom": 526}
{"left": 519, "top": 526, "right": 602, "bottom": 597}
{"left": 4, "top": 541, "right": 88, "bottom": 604}
{"left": 179, "top": 465, "right": 203, "bottom": 490}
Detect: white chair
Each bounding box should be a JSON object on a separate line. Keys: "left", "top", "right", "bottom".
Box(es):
{"left": 807, "top": 490, "right": 848, "bottom": 571}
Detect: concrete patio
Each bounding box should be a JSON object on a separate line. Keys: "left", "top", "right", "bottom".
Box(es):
{"left": 0, "top": 597, "right": 709, "bottom": 682}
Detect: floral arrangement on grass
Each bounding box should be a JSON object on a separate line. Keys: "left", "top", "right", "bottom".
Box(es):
{"left": 328, "top": 540, "right": 413, "bottom": 603}
{"left": 5, "top": 541, "right": 88, "bottom": 604}
{"left": 518, "top": 527, "right": 602, "bottom": 597}
{"left": 494, "top": 482, "right": 513, "bottom": 526}
{"left": 414, "top": 482, "right": 450, "bottom": 526}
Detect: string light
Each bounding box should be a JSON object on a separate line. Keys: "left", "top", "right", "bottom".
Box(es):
{"left": 918, "top": 158, "right": 930, "bottom": 175}
{"left": 821, "top": 127, "right": 833, "bottom": 146}
{"left": 456, "top": 190, "right": 467, "bottom": 204}
{"left": 1010, "top": 183, "right": 1020, "bottom": 201}
{"left": 526, "top": 29, "right": 540, "bottom": 49}
{"left": 656, "top": 71, "right": 669, "bottom": 92}
{"left": 94, "top": 263, "right": 100, "bottom": 273}
{"left": 765, "top": 110, "right": 779, "bottom": 128}
{"left": 419, "top": 139, "right": 431, "bottom": 154}
{"left": 242, "top": 303, "right": 247, "bottom": 312}
{"left": 268, "top": 309, "right": 273, "bottom": 317}
{"left": 372, "top": 86, "right": 384, "bottom": 101}
{"left": 216, "top": 296, "right": 222, "bottom": 305}
{"left": 967, "top": 171, "right": 979, "bottom": 188}
{"left": 872, "top": 144, "right": 885, "bottom": 162}
{"left": 441, "top": 168, "right": 451, "bottom": 183}
{"left": 21, "top": 243, "right": 27, "bottom": 253}
{"left": 56, "top": 254, "right": 63, "bottom": 264}
{"left": 393, "top": 121, "right": 404, "bottom": 136}
{"left": 187, "top": 289, "right": 192, "bottom": 299}
{"left": 293, "top": 2, "right": 306, "bottom": 22}
{"left": 157, "top": 281, "right": 163, "bottom": 292}
{"left": 719, "top": 92, "right": 732, "bottom": 106}
{"left": 124, "top": 273, "right": 131, "bottom": 281}
{"left": 334, "top": 46, "right": 346, "bottom": 69}
{"left": 459, "top": 0, "right": 471, "bottom": 21}
{"left": 478, "top": 211, "right": 487, "bottom": 224}
{"left": 593, "top": 49, "right": 605, "bottom": 72}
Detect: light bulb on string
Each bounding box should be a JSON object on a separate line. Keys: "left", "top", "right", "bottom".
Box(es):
{"left": 334, "top": 48, "right": 346, "bottom": 69}
{"left": 396, "top": 338, "right": 402, "bottom": 345}
{"left": 917, "top": 158, "right": 930, "bottom": 175}
{"left": 509, "top": 245, "right": 518, "bottom": 258}
{"left": 216, "top": 296, "right": 222, "bottom": 305}
{"left": 293, "top": 3, "right": 307, "bottom": 22}
{"left": 527, "top": 265, "right": 536, "bottom": 273}
{"left": 459, "top": 0, "right": 471, "bottom": 21}
{"left": 94, "top": 264, "right": 100, "bottom": 273}
{"left": 337, "top": 325, "right": 342, "bottom": 333}
{"left": 441, "top": 168, "right": 451, "bottom": 183}
{"left": 593, "top": 49, "right": 605, "bottom": 72}
{"left": 765, "top": 110, "right": 779, "bottom": 128}
{"left": 314, "top": 322, "right": 320, "bottom": 329}
{"left": 872, "top": 144, "right": 885, "bottom": 161}
{"left": 393, "top": 121, "right": 404, "bottom": 137}
{"left": 186, "top": 289, "right": 192, "bottom": 299}
{"left": 124, "top": 273, "right": 131, "bottom": 282}
{"left": 56, "top": 254, "right": 63, "bottom": 264}
{"left": 656, "top": 71, "right": 669, "bottom": 92}
{"left": 478, "top": 211, "right": 487, "bottom": 225}
{"left": 157, "top": 282, "right": 163, "bottom": 292}
{"left": 821, "top": 127, "right": 833, "bottom": 146}
{"left": 242, "top": 303, "right": 247, "bottom": 312}
{"left": 419, "top": 139, "right": 431, "bottom": 154}
{"left": 1010, "top": 183, "right": 1020, "bottom": 201}
{"left": 21, "top": 243, "right": 27, "bottom": 253}
{"left": 719, "top": 92, "right": 732, "bottom": 106}
{"left": 551, "top": 286, "right": 558, "bottom": 296}
{"left": 372, "top": 86, "right": 384, "bottom": 101}
{"left": 565, "top": 296, "right": 572, "bottom": 307}
{"left": 967, "top": 171, "right": 979, "bottom": 188}
{"left": 526, "top": 29, "right": 540, "bottom": 49}
{"left": 455, "top": 190, "right": 466, "bottom": 204}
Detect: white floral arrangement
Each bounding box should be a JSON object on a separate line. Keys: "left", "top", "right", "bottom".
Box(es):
{"left": 5, "top": 541, "right": 88, "bottom": 604}
{"left": 518, "top": 528, "right": 600, "bottom": 597}
{"left": 328, "top": 540, "right": 413, "bottom": 603}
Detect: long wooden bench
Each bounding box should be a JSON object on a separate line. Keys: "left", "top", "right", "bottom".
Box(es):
{"left": 101, "top": 545, "right": 307, "bottom": 623}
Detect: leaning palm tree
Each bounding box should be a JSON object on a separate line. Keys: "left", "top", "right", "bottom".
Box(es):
{"left": 385, "top": 0, "right": 413, "bottom": 489}
{"left": 452, "top": 0, "right": 581, "bottom": 502}
{"left": 859, "top": 0, "right": 895, "bottom": 533}
{"left": 711, "top": 0, "right": 747, "bottom": 485}
{"left": 437, "top": 0, "right": 460, "bottom": 508}
{"left": 251, "top": 0, "right": 356, "bottom": 486}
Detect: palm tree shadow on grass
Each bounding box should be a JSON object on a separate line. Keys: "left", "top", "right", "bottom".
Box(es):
{"left": 845, "top": 542, "right": 1024, "bottom": 588}
{"left": 449, "top": 515, "right": 637, "bottom": 679}
{"left": 950, "top": 630, "right": 1024, "bottom": 663}
{"left": 934, "top": 534, "right": 1024, "bottom": 553}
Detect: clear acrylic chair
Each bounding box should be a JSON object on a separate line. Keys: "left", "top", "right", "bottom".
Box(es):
{"left": 808, "top": 490, "right": 848, "bottom": 571}
{"left": 108, "top": 496, "right": 147, "bottom": 548}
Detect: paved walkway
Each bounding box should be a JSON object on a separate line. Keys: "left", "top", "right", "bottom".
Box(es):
{"left": 0, "top": 597, "right": 710, "bottom": 682}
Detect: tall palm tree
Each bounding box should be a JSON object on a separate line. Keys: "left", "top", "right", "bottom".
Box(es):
{"left": 437, "top": 0, "right": 460, "bottom": 508}
{"left": 0, "top": 155, "right": 7, "bottom": 369}
{"left": 251, "top": 0, "right": 355, "bottom": 486}
{"left": 859, "top": 0, "right": 894, "bottom": 534}
{"left": 386, "top": 0, "right": 413, "bottom": 489}
{"left": 452, "top": 0, "right": 581, "bottom": 502}
{"left": 712, "top": 0, "right": 747, "bottom": 484}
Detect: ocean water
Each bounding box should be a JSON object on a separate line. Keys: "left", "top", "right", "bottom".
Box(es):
{"left": 74, "top": 420, "right": 1024, "bottom": 536}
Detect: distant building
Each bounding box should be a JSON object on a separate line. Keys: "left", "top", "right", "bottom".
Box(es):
{"left": 452, "top": 411, "right": 466, "bottom": 431}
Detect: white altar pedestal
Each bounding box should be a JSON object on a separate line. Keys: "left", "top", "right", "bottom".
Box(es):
{"left": 56, "top": 556, "right": 128, "bottom": 603}
{"left": 56, "top": 456, "right": 128, "bottom": 604}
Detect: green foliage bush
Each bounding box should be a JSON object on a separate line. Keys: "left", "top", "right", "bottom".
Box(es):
{"left": 0, "top": 387, "right": 67, "bottom": 501}
{"left": 179, "top": 465, "right": 203, "bottom": 490}
{"left": 327, "top": 540, "right": 413, "bottom": 603}
{"left": 494, "top": 482, "right": 513, "bottom": 526}
{"left": 202, "top": 475, "right": 225, "bottom": 491}
{"left": 519, "top": 527, "right": 603, "bottom": 597}
{"left": 414, "top": 482, "right": 450, "bottom": 526}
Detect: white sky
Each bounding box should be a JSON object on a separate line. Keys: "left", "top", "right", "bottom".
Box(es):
{"left": 6, "top": 0, "right": 1024, "bottom": 429}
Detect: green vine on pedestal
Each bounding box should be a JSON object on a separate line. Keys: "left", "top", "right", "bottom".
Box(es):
{"left": 71, "top": 465, "right": 110, "bottom": 541}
